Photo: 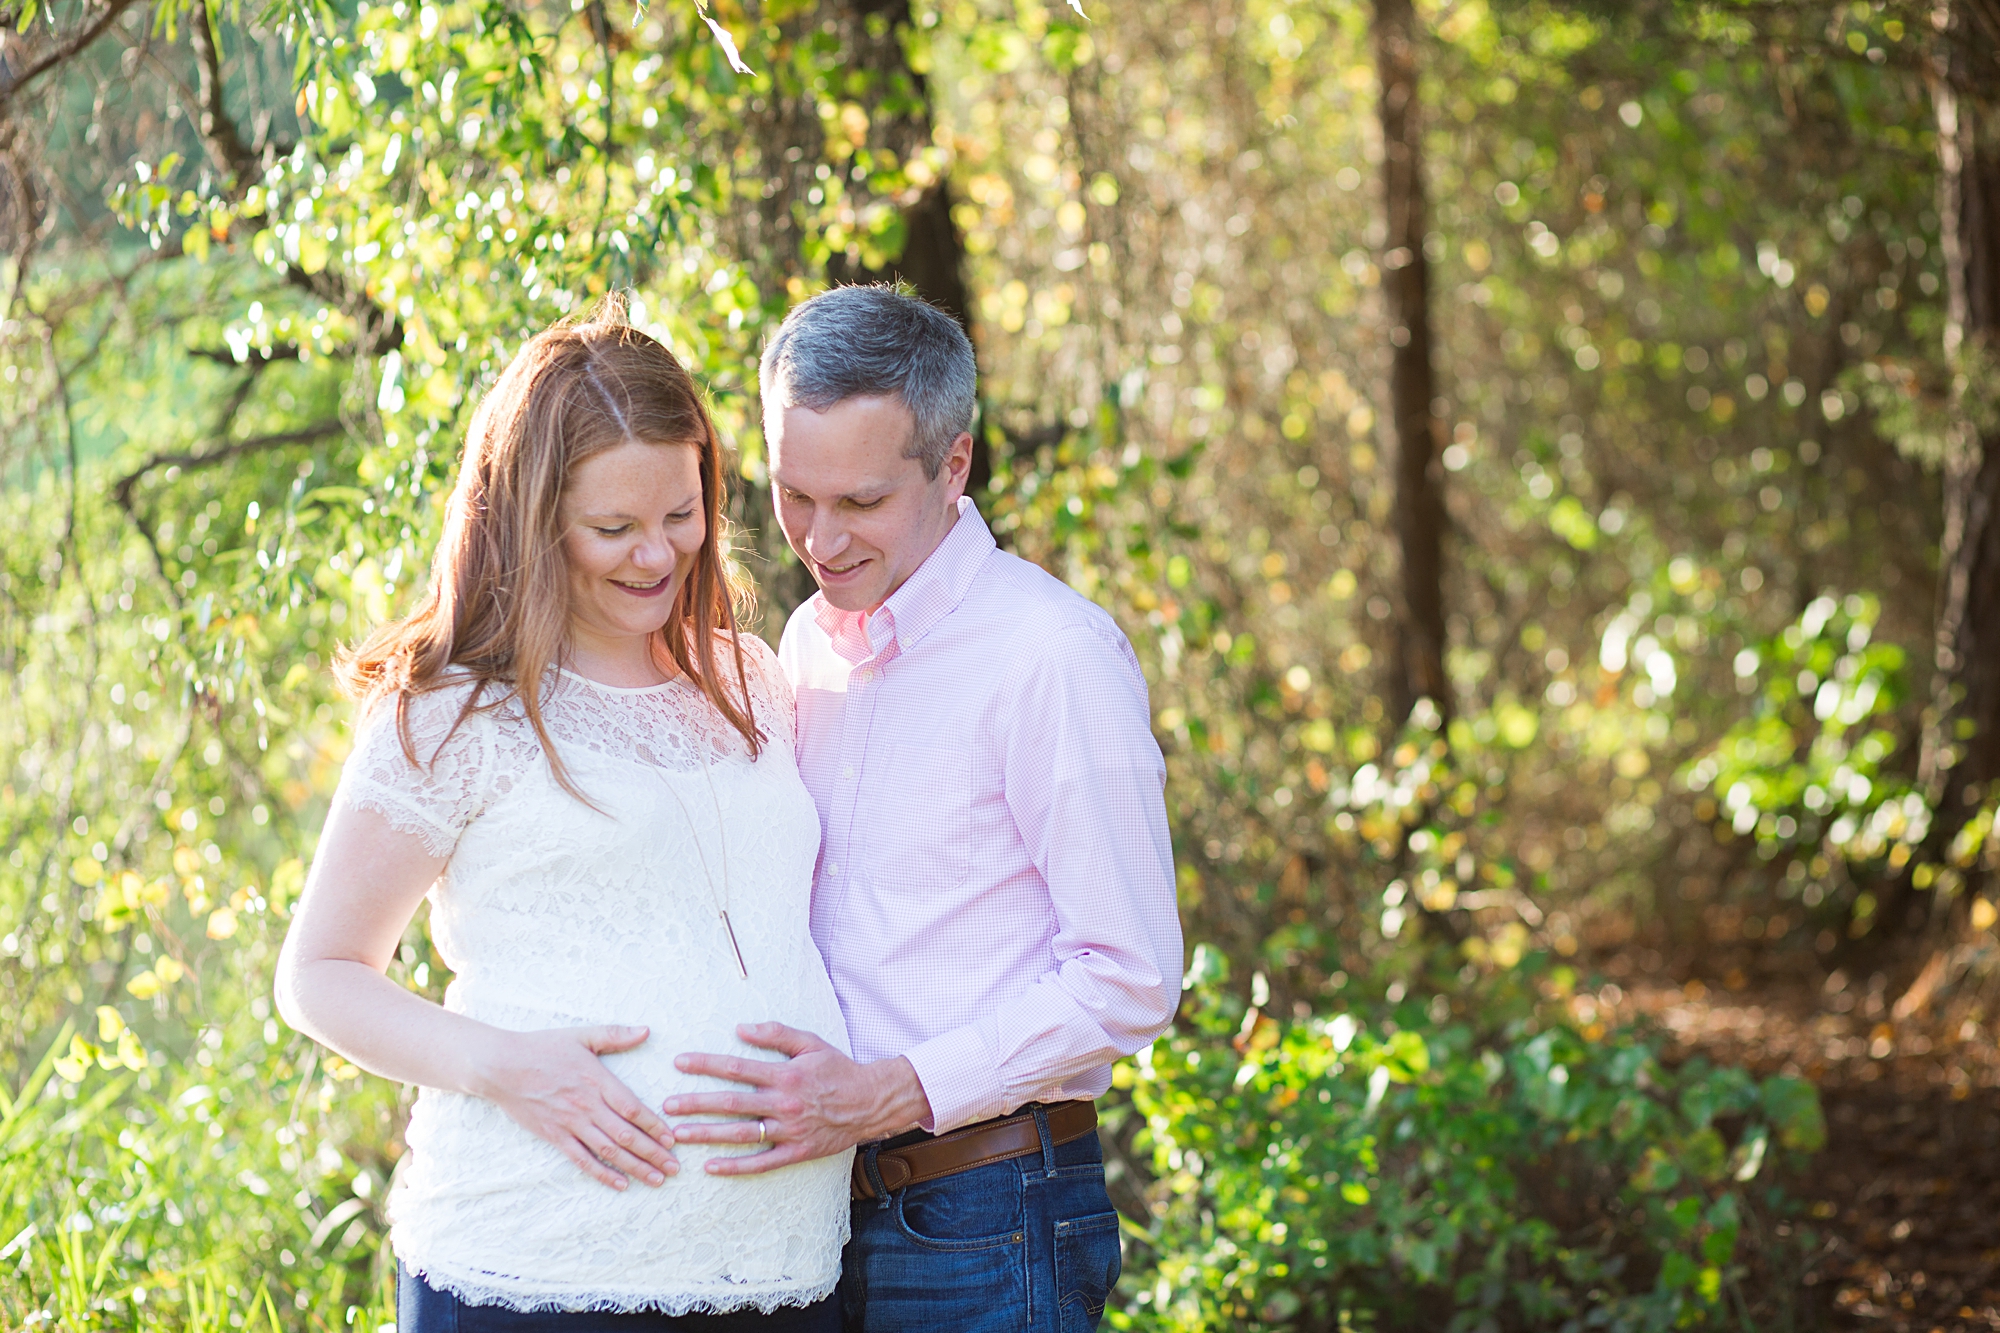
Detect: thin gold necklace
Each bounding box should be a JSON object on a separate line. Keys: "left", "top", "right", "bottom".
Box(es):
{"left": 658, "top": 747, "right": 747, "bottom": 980}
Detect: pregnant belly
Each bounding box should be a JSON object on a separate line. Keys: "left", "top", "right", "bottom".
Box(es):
{"left": 445, "top": 971, "right": 849, "bottom": 1104}
{"left": 392, "top": 967, "right": 853, "bottom": 1303}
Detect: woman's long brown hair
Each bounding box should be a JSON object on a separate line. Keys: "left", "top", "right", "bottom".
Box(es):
{"left": 336, "top": 296, "right": 760, "bottom": 799}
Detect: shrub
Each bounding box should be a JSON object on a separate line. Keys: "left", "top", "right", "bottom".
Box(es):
{"left": 1116, "top": 951, "right": 1824, "bottom": 1332}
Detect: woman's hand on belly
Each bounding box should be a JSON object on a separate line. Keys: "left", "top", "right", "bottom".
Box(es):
{"left": 470, "top": 1024, "right": 681, "bottom": 1191}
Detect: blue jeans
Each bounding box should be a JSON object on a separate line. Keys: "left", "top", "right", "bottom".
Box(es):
{"left": 838, "top": 1111, "right": 1122, "bottom": 1333}
{"left": 397, "top": 1266, "right": 840, "bottom": 1333}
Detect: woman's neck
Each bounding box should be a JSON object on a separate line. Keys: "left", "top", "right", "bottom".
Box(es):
{"left": 564, "top": 629, "right": 675, "bottom": 688}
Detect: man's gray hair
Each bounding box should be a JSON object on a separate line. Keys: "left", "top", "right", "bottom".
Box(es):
{"left": 760, "top": 284, "right": 977, "bottom": 480}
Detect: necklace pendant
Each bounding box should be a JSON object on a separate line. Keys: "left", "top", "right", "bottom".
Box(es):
{"left": 719, "top": 910, "right": 748, "bottom": 980}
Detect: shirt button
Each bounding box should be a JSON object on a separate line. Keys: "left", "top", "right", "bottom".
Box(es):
{"left": 826, "top": 862, "right": 840, "bottom": 878}
{"left": 841, "top": 765, "right": 856, "bottom": 781}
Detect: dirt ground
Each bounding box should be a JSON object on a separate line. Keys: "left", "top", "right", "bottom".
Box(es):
{"left": 1599, "top": 944, "right": 2000, "bottom": 1331}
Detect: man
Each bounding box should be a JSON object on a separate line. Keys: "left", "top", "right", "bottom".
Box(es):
{"left": 663, "top": 285, "right": 1183, "bottom": 1332}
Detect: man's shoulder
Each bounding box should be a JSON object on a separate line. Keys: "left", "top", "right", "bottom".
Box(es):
{"left": 973, "top": 549, "right": 1118, "bottom": 634}
{"left": 963, "top": 550, "right": 1139, "bottom": 677}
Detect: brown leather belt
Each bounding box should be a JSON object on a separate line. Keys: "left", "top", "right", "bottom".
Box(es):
{"left": 850, "top": 1100, "right": 1098, "bottom": 1201}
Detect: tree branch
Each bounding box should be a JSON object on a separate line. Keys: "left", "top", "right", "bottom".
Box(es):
{"left": 188, "top": 0, "right": 256, "bottom": 185}
{"left": 0, "top": 0, "right": 146, "bottom": 121}
{"left": 187, "top": 343, "right": 302, "bottom": 366}
{"left": 111, "top": 420, "right": 344, "bottom": 518}
{"left": 176, "top": 0, "right": 402, "bottom": 354}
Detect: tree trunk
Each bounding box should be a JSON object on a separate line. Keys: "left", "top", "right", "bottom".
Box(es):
{"left": 1914, "top": 3, "right": 2000, "bottom": 927}
{"left": 726, "top": 0, "right": 980, "bottom": 633}
{"left": 1374, "top": 0, "right": 1450, "bottom": 726}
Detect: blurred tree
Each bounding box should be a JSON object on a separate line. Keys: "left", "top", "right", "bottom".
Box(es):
{"left": 1374, "top": 0, "right": 1450, "bottom": 727}
{"left": 1914, "top": 0, "right": 2000, "bottom": 924}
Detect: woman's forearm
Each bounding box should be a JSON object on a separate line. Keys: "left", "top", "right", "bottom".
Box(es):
{"left": 278, "top": 955, "right": 509, "bottom": 1096}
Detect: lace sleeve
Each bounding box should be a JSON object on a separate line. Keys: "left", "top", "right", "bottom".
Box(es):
{"left": 735, "top": 633, "right": 797, "bottom": 752}
{"left": 332, "top": 683, "right": 498, "bottom": 859}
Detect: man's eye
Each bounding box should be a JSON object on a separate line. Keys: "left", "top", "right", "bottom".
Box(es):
{"left": 849, "top": 498, "right": 884, "bottom": 511}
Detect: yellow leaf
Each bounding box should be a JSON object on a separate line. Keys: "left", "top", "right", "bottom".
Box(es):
{"left": 71, "top": 855, "right": 104, "bottom": 886}
{"left": 1973, "top": 898, "right": 1997, "bottom": 932}
{"left": 154, "top": 955, "right": 186, "bottom": 984}
{"left": 206, "top": 907, "right": 239, "bottom": 940}
{"left": 127, "top": 970, "right": 162, "bottom": 1000}
{"left": 54, "top": 1044, "right": 90, "bottom": 1083}
{"left": 117, "top": 1030, "right": 147, "bottom": 1071}
{"left": 173, "top": 846, "right": 202, "bottom": 878}
{"left": 96, "top": 1006, "right": 125, "bottom": 1042}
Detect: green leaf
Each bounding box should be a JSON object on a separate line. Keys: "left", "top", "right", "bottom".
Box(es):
{"left": 1761, "top": 1076, "right": 1826, "bottom": 1152}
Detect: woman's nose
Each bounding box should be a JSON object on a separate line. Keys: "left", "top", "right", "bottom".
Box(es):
{"left": 631, "top": 532, "right": 674, "bottom": 570}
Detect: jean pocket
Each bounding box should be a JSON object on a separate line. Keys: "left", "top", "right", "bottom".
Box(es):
{"left": 1054, "top": 1210, "right": 1122, "bottom": 1331}
{"left": 894, "top": 1169, "right": 1026, "bottom": 1251}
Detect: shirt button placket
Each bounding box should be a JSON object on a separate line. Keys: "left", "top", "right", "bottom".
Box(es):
{"left": 832, "top": 660, "right": 875, "bottom": 892}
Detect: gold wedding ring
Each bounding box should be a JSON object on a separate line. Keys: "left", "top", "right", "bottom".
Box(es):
{"left": 757, "top": 1119, "right": 768, "bottom": 1145}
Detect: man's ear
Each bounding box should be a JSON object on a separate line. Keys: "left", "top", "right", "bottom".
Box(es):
{"left": 940, "top": 431, "right": 975, "bottom": 503}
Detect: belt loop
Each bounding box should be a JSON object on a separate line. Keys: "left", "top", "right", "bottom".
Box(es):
{"left": 1030, "top": 1104, "right": 1057, "bottom": 1178}
{"left": 862, "top": 1143, "right": 893, "bottom": 1210}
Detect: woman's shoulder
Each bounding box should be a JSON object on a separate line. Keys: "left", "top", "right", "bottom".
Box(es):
{"left": 712, "top": 629, "right": 792, "bottom": 751}
{"left": 722, "top": 628, "right": 781, "bottom": 674}
{"left": 338, "top": 675, "right": 516, "bottom": 855}
{"left": 359, "top": 672, "right": 504, "bottom": 741}
{"left": 348, "top": 674, "right": 532, "bottom": 791}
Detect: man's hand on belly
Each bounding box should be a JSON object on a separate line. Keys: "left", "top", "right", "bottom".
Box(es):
{"left": 662, "top": 1024, "right": 933, "bottom": 1176}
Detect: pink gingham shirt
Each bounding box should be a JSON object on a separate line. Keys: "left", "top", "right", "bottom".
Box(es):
{"left": 779, "top": 497, "right": 1183, "bottom": 1134}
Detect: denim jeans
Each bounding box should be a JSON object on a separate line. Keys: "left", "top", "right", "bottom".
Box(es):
{"left": 397, "top": 1266, "right": 841, "bottom": 1333}
{"left": 838, "top": 1110, "right": 1123, "bottom": 1333}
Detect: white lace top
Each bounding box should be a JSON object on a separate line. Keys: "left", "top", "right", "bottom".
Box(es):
{"left": 331, "top": 635, "right": 851, "bottom": 1315}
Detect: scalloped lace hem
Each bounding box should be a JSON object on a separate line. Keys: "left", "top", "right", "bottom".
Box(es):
{"left": 401, "top": 1261, "right": 841, "bottom": 1317}
{"left": 348, "top": 792, "right": 461, "bottom": 860}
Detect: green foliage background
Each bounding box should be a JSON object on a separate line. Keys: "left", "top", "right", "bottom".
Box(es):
{"left": 2, "top": 0, "right": 1992, "bottom": 1328}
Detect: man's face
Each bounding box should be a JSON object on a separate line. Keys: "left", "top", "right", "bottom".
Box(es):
{"left": 769, "top": 395, "right": 972, "bottom": 614}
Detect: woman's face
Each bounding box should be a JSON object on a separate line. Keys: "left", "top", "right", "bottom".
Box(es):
{"left": 558, "top": 439, "right": 706, "bottom": 667}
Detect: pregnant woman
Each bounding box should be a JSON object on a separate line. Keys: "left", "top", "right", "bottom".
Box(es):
{"left": 275, "top": 300, "right": 848, "bottom": 1331}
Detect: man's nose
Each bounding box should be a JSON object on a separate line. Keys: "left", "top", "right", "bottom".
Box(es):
{"left": 805, "top": 511, "right": 849, "bottom": 561}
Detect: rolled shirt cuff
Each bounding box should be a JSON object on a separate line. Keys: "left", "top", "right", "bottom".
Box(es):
{"left": 901, "top": 1026, "right": 1005, "bottom": 1134}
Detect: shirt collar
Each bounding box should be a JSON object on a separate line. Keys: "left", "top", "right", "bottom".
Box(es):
{"left": 811, "top": 496, "right": 995, "bottom": 666}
